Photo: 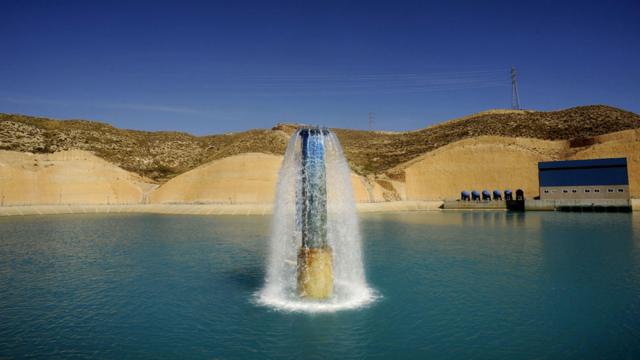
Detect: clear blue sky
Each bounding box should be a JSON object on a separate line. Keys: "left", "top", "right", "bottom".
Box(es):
{"left": 1, "top": 0, "right": 638, "bottom": 134}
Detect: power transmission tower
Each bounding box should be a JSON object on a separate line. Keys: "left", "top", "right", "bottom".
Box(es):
{"left": 368, "top": 112, "right": 375, "bottom": 131}
{"left": 511, "top": 66, "right": 521, "bottom": 110}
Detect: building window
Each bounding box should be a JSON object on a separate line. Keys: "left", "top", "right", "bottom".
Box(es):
{"left": 572, "top": 189, "right": 577, "bottom": 193}
{"left": 608, "top": 189, "right": 614, "bottom": 193}
{"left": 584, "top": 189, "right": 590, "bottom": 193}
{"left": 563, "top": 190, "right": 568, "bottom": 193}
{"left": 618, "top": 189, "right": 624, "bottom": 192}
{"left": 594, "top": 189, "right": 600, "bottom": 193}
{"left": 544, "top": 190, "right": 549, "bottom": 193}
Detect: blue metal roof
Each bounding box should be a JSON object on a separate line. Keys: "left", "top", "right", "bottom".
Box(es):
{"left": 538, "top": 157, "right": 627, "bottom": 170}
{"left": 538, "top": 158, "right": 628, "bottom": 187}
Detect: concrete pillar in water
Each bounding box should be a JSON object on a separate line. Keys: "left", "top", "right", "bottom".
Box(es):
{"left": 297, "top": 127, "right": 333, "bottom": 299}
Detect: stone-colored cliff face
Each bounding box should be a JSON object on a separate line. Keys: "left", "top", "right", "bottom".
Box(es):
{"left": 149, "top": 153, "right": 282, "bottom": 204}
{"left": 1, "top": 106, "right": 639, "bottom": 206}
{"left": 0, "top": 150, "right": 156, "bottom": 206}
{"left": 403, "top": 137, "right": 567, "bottom": 200}
{"left": 3, "top": 105, "right": 639, "bottom": 181}
{"left": 0, "top": 114, "right": 289, "bottom": 183}
{"left": 332, "top": 105, "right": 640, "bottom": 175}
{"left": 401, "top": 129, "right": 640, "bottom": 200}
{"left": 0, "top": 127, "right": 637, "bottom": 206}
{"left": 148, "top": 153, "right": 382, "bottom": 204}
{"left": 0, "top": 150, "right": 392, "bottom": 206}
{"left": 350, "top": 175, "right": 393, "bottom": 202}
{"left": 350, "top": 175, "right": 370, "bottom": 203}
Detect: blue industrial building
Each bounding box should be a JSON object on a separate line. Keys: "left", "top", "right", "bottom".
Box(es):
{"left": 538, "top": 158, "right": 629, "bottom": 200}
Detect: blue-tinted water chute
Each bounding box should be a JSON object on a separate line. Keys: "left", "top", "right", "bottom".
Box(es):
{"left": 296, "top": 127, "right": 333, "bottom": 299}
{"left": 299, "top": 127, "right": 329, "bottom": 250}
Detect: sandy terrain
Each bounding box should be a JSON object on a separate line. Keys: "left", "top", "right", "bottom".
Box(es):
{"left": 0, "top": 150, "right": 156, "bottom": 206}
{"left": 0, "top": 129, "right": 638, "bottom": 212}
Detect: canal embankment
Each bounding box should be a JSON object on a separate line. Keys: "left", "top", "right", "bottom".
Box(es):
{"left": 0, "top": 200, "right": 444, "bottom": 217}
{"left": 443, "top": 199, "right": 638, "bottom": 211}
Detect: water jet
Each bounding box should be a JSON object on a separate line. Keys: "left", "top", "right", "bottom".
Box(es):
{"left": 297, "top": 127, "right": 332, "bottom": 299}
{"left": 259, "top": 126, "right": 374, "bottom": 311}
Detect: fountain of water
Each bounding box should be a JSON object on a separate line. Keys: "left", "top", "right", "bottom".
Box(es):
{"left": 257, "top": 127, "right": 376, "bottom": 312}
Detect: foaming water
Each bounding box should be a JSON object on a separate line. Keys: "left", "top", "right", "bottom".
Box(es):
{"left": 257, "top": 130, "right": 377, "bottom": 312}
{"left": 255, "top": 282, "right": 378, "bottom": 313}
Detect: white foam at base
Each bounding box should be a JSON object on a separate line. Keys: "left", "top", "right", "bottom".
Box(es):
{"left": 255, "top": 283, "right": 379, "bottom": 313}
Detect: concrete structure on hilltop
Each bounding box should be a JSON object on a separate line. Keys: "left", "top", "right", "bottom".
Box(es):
{"left": 538, "top": 158, "right": 629, "bottom": 200}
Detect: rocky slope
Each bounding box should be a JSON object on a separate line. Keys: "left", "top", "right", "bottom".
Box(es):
{"left": 329, "top": 105, "right": 640, "bottom": 176}
{"left": 1, "top": 105, "right": 639, "bottom": 182}
{"left": 0, "top": 115, "right": 288, "bottom": 182}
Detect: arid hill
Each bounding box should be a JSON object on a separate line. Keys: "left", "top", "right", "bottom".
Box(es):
{"left": 0, "top": 115, "right": 289, "bottom": 182}
{"left": 328, "top": 105, "right": 640, "bottom": 175}
{"left": 1, "top": 105, "right": 639, "bottom": 182}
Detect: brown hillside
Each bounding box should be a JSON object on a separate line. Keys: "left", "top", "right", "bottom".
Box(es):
{"left": 1, "top": 105, "right": 639, "bottom": 182}
{"left": 0, "top": 114, "right": 288, "bottom": 182}
{"left": 330, "top": 105, "right": 640, "bottom": 175}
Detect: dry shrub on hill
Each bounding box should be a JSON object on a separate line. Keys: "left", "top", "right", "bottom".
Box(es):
{"left": 1, "top": 105, "right": 638, "bottom": 181}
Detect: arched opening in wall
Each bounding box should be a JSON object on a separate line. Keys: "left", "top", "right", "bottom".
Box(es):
{"left": 504, "top": 190, "right": 513, "bottom": 200}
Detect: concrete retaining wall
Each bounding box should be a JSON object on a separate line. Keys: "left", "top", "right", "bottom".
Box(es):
{"left": 0, "top": 201, "right": 444, "bottom": 217}
{"left": 526, "top": 199, "right": 632, "bottom": 211}
{"left": 443, "top": 200, "right": 506, "bottom": 210}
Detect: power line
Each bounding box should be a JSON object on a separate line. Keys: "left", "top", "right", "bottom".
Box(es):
{"left": 368, "top": 112, "right": 375, "bottom": 131}
{"left": 237, "top": 69, "right": 509, "bottom": 96}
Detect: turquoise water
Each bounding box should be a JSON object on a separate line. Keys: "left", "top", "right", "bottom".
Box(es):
{"left": 1, "top": 212, "right": 639, "bottom": 359}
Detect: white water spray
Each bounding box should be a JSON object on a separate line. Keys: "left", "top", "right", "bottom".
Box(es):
{"left": 257, "top": 129, "right": 376, "bottom": 312}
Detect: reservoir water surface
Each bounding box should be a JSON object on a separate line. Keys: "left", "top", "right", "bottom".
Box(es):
{"left": 1, "top": 211, "right": 639, "bottom": 359}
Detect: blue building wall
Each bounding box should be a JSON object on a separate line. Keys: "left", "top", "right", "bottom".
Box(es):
{"left": 538, "top": 158, "right": 629, "bottom": 187}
